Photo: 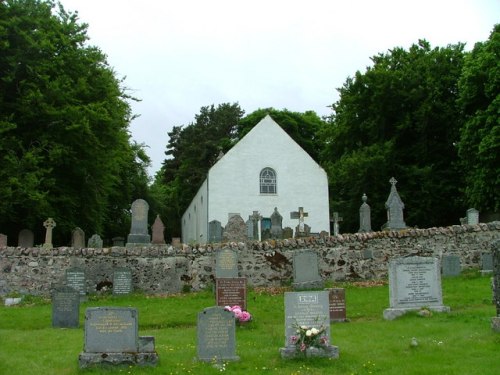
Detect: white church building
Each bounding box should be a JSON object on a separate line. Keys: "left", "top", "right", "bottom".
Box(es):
{"left": 181, "top": 115, "right": 330, "bottom": 244}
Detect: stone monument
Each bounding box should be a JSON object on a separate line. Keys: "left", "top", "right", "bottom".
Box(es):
{"left": 270, "top": 207, "right": 283, "bottom": 239}
{"left": 43, "top": 217, "right": 56, "bottom": 249}
{"left": 87, "top": 234, "right": 103, "bottom": 248}
{"left": 358, "top": 193, "right": 373, "bottom": 233}
{"left": 18, "top": 229, "right": 34, "bottom": 248}
{"left": 0, "top": 233, "right": 6, "bottom": 248}
{"left": 151, "top": 215, "right": 166, "bottom": 244}
{"left": 127, "top": 199, "right": 151, "bottom": 246}
{"left": 52, "top": 286, "right": 80, "bottom": 328}
{"left": 290, "top": 207, "right": 308, "bottom": 237}
{"left": 383, "top": 177, "right": 407, "bottom": 230}
{"left": 292, "top": 250, "right": 324, "bottom": 290}
{"left": 222, "top": 214, "right": 247, "bottom": 242}
{"left": 71, "top": 227, "right": 85, "bottom": 249}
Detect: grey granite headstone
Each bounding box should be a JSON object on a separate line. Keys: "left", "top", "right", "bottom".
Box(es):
{"left": 292, "top": 250, "right": 323, "bottom": 290}
{"left": 222, "top": 214, "right": 247, "bottom": 242}
{"left": 383, "top": 177, "right": 407, "bottom": 230}
{"left": 71, "top": 227, "right": 85, "bottom": 249}
{"left": 151, "top": 215, "right": 165, "bottom": 244}
{"left": 18, "top": 229, "right": 34, "bottom": 247}
{"left": 481, "top": 252, "right": 493, "bottom": 272}
{"left": 113, "top": 268, "right": 133, "bottom": 295}
{"left": 358, "top": 193, "right": 373, "bottom": 233}
{"left": 66, "top": 267, "right": 86, "bottom": 296}
{"left": 491, "top": 240, "right": 500, "bottom": 332}
{"left": 215, "top": 249, "right": 238, "bottom": 278}
{"left": 197, "top": 306, "right": 239, "bottom": 362}
{"left": 127, "top": 199, "right": 151, "bottom": 245}
{"left": 283, "top": 227, "right": 293, "bottom": 239}
{"left": 270, "top": 207, "right": 283, "bottom": 239}
{"left": 52, "top": 286, "right": 80, "bottom": 328}
{"left": 0, "top": 233, "right": 6, "bottom": 247}
{"left": 209, "top": 220, "right": 223, "bottom": 243}
{"left": 88, "top": 234, "right": 103, "bottom": 248}
{"left": 280, "top": 291, "right": 339, "bottom": 359}
{"left": 216, "top": 278, "right": 247, "bottom": 310}
{"left": 383, "top": 256, "right": 450, "bottom": 320}
{"left": 466, "top": 208, "right": 479, "bottom": 225}
{"left": 442, "top": 255, "right": 461, "bottom": 276}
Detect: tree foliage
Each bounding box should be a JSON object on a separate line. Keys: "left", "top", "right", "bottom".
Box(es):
{"left": 0, "top": 0, "right": 150, "bottom": 244}
{"left": 457, "top": 24, "right": 500, "bottom": 214}
{"left": 320, "top": 40, "right": 466, "bottom": 231}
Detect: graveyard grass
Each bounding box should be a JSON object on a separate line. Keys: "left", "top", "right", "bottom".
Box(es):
{"left": 1, "top": 270, "right": 498, "bottom": 375}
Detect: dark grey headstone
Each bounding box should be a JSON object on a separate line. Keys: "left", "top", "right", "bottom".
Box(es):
{"left": 18, "top": 229, "right": 34, "bottom": 247}
{"left": 216, "top": 278, "right": 247, "bottom": 310}
{"left": 72, "top": 227, "right": 85, "bottom": 249}
{"left": 481, "top": 252, "right": 493, "bottom": 272}
{"left": 215, "top": 249, "right": 238, "bottom": 278}
{"left": 209, "top": 220, "right": 223, "bottom": 243}
{"left": 52, "top": 286, "right": 80, "bottom": 328}
{"left": 384, "top": 256, "right": 450, "bottom": 320}
{"left": 88, "top": 234, "right": 103, "bottom": 249}
{"left": 66, "top": 267, "right": 86, "bottom": 296}
{"left": 197, "top": 306, "right": 239, "bottom": 362}
{"left": 270, "top": 207, "right": 283, "bottom": 239}
{"left": 292, "top": 250, "right": 323, "bottom": 289}
{"left": 84, "top": 307, "right": 138, "bottom": 353}
{"left": 127, "top": 199, "right": 151, "bottom": 244}
{"left": 113, "top": 268, "right": 133, "bottom": 295}
{"left": 442, "top": 255, "right": 461, "bottom": 276}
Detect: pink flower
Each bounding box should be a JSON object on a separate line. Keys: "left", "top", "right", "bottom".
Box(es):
{"left": 300, "top": 343, "right": 307, "bottom": 352}
{"left": 290, "top": 335, "right": 298, "bottom": 344}
{"left": 239, "top": 311, "right": 251, "bottom": 322}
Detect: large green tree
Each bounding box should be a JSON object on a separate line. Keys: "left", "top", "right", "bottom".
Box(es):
{"left": 457, "top": 24, "right": 499, "bottom": 216}
{"left": 321, "top": 40, "right": 466, "bottom": 231}
{"left": 0, "top": 0, "right": 150, "bottom": 244}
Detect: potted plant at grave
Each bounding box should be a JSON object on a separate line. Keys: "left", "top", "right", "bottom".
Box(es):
{"left": 224, "top": 305, "right": 252, "bottom": 324}
{"left": 289, "top": 322, "right": 329, "bottom": 357}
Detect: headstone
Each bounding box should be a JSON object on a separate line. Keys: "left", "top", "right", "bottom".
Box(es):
{"left": 328, "top": 288, "right": 347, "bottom": 322}
{"left": 151, "top": 215, "right": 165, "bottom": 244}
{"left": 250, "top": 211, "right": 262, "bottom": 241}
{"left": 52, "top": 286, "right": 80, "bottom": 328}
{"left": 79, "top": 307, "right": 158, "bottom": 368}
{"left": 222, "top": 214, "right": 247, "bottom": 242}
{"left": 491, "top": 240, "right": 500, "bottom": 332}
{"left": 270, "top": 207, "right": 283, "bottom": 239}
{"left": 481, "top": 252, "right": 493, "bottom": 273}
{"left": 216, "top": 278, "right": 247, "bottom": 310}
{"left": 290, "top": 207, "right": 308, "bottom": 236}
{"left": 383, "top": 256, "right": 450, "bottom": 320}
{"left": 280, "top": 291, "right": 339, "bottom": 359}
{"left": 66, "top": 267, "right": 86, "bottom": 296}
{"left": 292, "top": 250, "right": 323, "bottom": 290}
{"left": 18, "top": 229, "right": 34, "bottom": 247}
{"left": 127, "top": 199, "right": 151, "bottom": 245}
{"left": 209, "top": 220, "right": 223, "bottom": 243}
{"left": 441, "top": 255, "right": 461, "bottom": 276}
{"left": 332, "top": 212, "right": 343, "bottom": 236}
{"left": 261, "top": 217, "right": 271, "bottom": 240}
{"left": 215, "top": 249, "right": 238, "bottom": 278}
{"left": 71, "top": 227, "right": 85, "bottom": 249}
{"left": 466, "top": 208, "right": 479, "bottom": 225}
{"left": 358, "top": 193, "right": 373, "bottom": 233}
{"left": 245, "top": 218, "right": 253, "bottom": 240}
{"left": 112, "top": 237, "right": 125, "bottom": 246}
{"left": 0, "top": 233, "right": 7, "bottom": 247}
{"left": 171, "top": 237, "right": 181, "bottom": 248}
{"left": 197, "top": 306, "right": 239, "bottom": 362}
{"left": 87, "top": 234, "right": 103, "bottom": 248}
{"left": 43, "top": 217, "right": 56, "bottom": 249}
{"left": 113, "top": 268, "right": 133, "bottom": 295}
{"left": 283, "top": 227, "right": 293, "bottom": 239}
{"left": 383, "top": 177, "right": 407, "bottom": 230}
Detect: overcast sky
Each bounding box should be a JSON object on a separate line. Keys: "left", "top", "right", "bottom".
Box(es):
{"left": 58, "top": 0, "right": 498, "bottom": 176}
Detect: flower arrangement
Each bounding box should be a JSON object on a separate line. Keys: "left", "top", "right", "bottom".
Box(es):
{"left": 289, "top": 323, "right": 329, "bottom": 354}
{"left": 224, "top": 305, "right": 252, "bottom": 323}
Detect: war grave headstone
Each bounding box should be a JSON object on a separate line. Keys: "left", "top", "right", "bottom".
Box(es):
{"left": 43, "top": 217, "right": 56, "bottom": 248}
{"left": 209, "top": 220, "right": 223, "bottom": 243}
{"left": 292, "top": 250, "right": 324, "bottom": 290}
{"left": 328, "top": 288, "right": 347, "bottom": 322}
{"left": 18, "top": 229, "right": 34, "bottom": 248}
{"left": 88, "top": 234, "right": 103, "bottom": 248}
{"left": 222, "top": 214, "right": 247, "bottom": 242}
{"left": 481, "top": 252, "right": 493, "bottom": 274}
{"left": 216, "top": 278, "right": 247, "bottom": 310}
{"left": 442, "top": 255, "right": 461, "bottom": 276}
{"left": 491, "top": 239, "right": 500, "bottom": 332}
{"left": 383, "top": 177, "right": 407, "bottom": 230}
{"left": 0, "top": 233, "right": 6, "bottom": 248}
{"left": 215, "top": 248, "right": 239, "bottom": 278}
{"left": 151, "top": 214, "right": 166, "bottom": 244}
{"left": 280, "top": 291, "right": 339, "bottom": 359}
{"left": 127, "top": 199, "right": 151, "bottom": 246}
{"left": 197, "top": 306, "right": 239, "bottom": 362}
{"left": 79, "top": 307, "right": 158, "bottom": 368}
{"left": 383, "top": 256, "right": 450, "bottom": 320}
{"left": 52, "top": 286, "right": 80, "bottom": 328}
{"left": 358, "top": 193, "right": 373, "bottom": 233}
{"left": 71, "top": 227, "right": 85, "bottom": 249}
{"left": 113, "top": 268, "right": 133, "bottom": 295}
{"left": 66, "top": 267, "right": 86, "bottom": 297}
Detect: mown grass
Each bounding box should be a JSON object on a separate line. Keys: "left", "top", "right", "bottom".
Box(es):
{"left": 0, "top": 270, "right": 498, "bottom": 375}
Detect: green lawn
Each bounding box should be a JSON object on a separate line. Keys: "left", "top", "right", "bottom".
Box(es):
{"left": 0, "top": 271, "right": 498, "bottom": 375}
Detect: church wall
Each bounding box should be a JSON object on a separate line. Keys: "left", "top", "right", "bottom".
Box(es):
{"left": 181, "top": 179, "right": 208, "bottom": 244}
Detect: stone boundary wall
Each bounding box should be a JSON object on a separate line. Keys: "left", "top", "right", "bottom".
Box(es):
{"left": 1, "top": 222, "right": 499, "bottom": 297}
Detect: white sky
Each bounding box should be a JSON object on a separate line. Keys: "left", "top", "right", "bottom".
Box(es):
{"left": 58, "top": 0, "right": 499, "bottom": 176}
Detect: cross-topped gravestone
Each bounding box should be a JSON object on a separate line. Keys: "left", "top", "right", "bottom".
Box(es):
{"left": 332, "top": 212, "right": 343, "bottom": 236}
{"left": 290, "top": 207, "right": 308, "bottom": 235}
{"left": 43, "top": 217, "right": 56, "bottom": 249}
{"left": 383, "top": 177, "right": 407, "bottom": 230}
{"left": 250, "top": 211, "right": 262, "bottom": 241}
{"left": 358, "top": 193, "right": 373, "bottom": 233}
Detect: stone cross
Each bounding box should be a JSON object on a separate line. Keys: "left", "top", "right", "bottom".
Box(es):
{"left": 332, "top": 212, "right": 343, "bottom": 236}
{"left": 250, "top": 211, "right": 262, "bottom": 241}
{"left": 43, "top": 217, "right": 56, "bottom": 249}
{"left": 290, "top": 207, "right": 308, "bottom": 233}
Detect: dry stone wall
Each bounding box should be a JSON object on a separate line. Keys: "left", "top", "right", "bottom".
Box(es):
{"left": 1, "top": 222, "right": 499, "bottom": 296}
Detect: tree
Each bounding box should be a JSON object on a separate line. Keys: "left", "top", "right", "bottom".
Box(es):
{"left": 321, "top": 40, "right": 466, "bottom": 231}
{"left": 457, "top": 24, "right": 500, "bottom": 215}
{"left": 0, "top": 0, "right": 150, "bottom": 244}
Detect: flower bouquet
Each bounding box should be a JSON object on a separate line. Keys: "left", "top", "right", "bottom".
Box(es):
{"left": 289, "top": 324, "right": 329, "bottom": 355}
{"left": 224, "top": 305, "right": 252, "bottom": 324}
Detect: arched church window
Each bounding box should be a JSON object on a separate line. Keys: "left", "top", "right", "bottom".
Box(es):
{"left": 260, "top": 168, "right": 277, "bottom": 194}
